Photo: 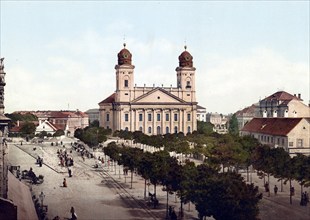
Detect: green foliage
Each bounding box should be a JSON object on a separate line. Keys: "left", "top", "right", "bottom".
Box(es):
{"left": 20, "top": 122, "right": 36, "bottom": 136}
{"left": 89, "top": 120, "right": 100, "bottom": 127}
{"left": 197, "top": 121, "right": 214, "bottom": 135}
{"left": 53, "top": 129, "right": 65, "bottom": 137}
{"left": 74, "top": 127, "right": 109, "bottom": 147}
{"left": 228, "top": 114, "right": 239, "bottom": 136}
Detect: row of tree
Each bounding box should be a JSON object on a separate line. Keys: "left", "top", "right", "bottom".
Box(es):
{"left": 104, "top": 143, "right": 262, "bottom": 220}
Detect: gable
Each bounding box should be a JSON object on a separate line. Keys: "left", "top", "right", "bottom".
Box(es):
{"left": 132, "top": 88, "right": 185, "bottom": 104}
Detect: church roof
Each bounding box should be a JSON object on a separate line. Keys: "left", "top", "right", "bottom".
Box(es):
{"left": 117, "top": 43, "right": 132, "bottom": 65}
{"left": 241, "top": 117, "right": 305, "bottom": 136}
{"left": 178, "top": 46, "right": 193, "bottom": 68}
{"left": 98, "top": 93, "right": 116, "bottom": 104}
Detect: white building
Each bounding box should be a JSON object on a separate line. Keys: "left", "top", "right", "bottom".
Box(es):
{"left": 99, "top": 44, "right": 198, "bottom": 135}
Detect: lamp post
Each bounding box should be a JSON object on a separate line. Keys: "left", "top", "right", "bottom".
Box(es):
{"left": 39, "top": 191, "right": 45, "bottom": 207}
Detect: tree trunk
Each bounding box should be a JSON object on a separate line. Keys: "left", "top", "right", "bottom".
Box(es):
{"left": 154, "top": 184, "right": 157, "bottom": 195}
{"left": 246, "top": 166, "right": 249, "bottom": 182}
{"left": 180, "top": 194, "right": 184, "bottom": 218}
{"left": 281, "top": 179, "right": 283, "bottom": 192}
{"left": 144, "top": 179, "right": 146, "bottom": 199}
{"left": 289, "top": 179, "right": 292, "bottom": 205}
{"left": 268, "top": 173, "right": 270, "bottom": 197}
{"left": 130, "top": 170, "right": 133, "bottom": 189}
{"left": 166, "top": 190, "right": 169, "bottom": 219}
{"left": 300, "top": 184, "right": 303, "bottom": 197}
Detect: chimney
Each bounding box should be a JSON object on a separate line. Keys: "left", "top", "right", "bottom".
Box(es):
{"left": 298, "top": 93, "right": 301, "bottom": 99}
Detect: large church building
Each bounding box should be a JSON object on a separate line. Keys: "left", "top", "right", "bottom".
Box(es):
{"left": 98, "top": 44, "right": 198, "bottom": 135}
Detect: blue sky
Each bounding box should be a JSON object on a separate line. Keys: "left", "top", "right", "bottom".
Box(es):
{"left": 1, "top": 1, "right": 309, "bottom": 114}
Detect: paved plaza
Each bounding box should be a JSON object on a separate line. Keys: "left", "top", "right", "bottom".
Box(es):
{"left": 7, "top": 138, "right": 310, "bottom": 220}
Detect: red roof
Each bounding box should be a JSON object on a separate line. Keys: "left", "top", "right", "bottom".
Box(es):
{"left": 262, "top": 91, "right": 302, "bottom": 102}
{"left": 241, "top": 118, "right": 304, "bottom": 136}
{"left": 236, "top": 104, "right": 256, "bottom": 116}
{"left": 99, "top": 93, "right": 115, "bottom": 104}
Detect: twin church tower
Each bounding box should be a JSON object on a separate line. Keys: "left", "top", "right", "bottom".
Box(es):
{"left": 99, "top": 44, "right": 198, "bottom": 135}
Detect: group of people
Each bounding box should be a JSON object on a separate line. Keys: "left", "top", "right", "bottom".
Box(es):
{"left": 57, "top": 149, "right": 74, "bottom": 167}
{"left": 168, "top": 206, "right": 177, "bottom": 220}
{"left": 72, "top": 142, "right": 94, "bottom": 161}
{"left": 300, "top": 191, "right": 309, "bottom": 206}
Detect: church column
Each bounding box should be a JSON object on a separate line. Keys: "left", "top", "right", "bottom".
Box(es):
{"left": 144, "top": 109, "right": 147, "bottom": 134}
{"left": 170, "top": 109, "right": 173, "bottom": 134}
{"left": 119, "top": 109, "right": 122, "bottom": 131}
{"left": 161, "top": 109, "right": 165, "bottom": 134}
{"left": 179, "top": 109, "right": 182, "bottom": 133}
{"left": 153, "top": 109, "right": 156, "bottom": 135}
{"left": 130, "top": 109, "right": 133, "bottom": 131}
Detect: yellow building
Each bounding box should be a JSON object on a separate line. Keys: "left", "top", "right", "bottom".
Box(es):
{"left": 99, "top": 44, "right": 198, "bottom": 135}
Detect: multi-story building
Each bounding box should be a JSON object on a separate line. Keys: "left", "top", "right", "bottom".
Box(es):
{"left": 240, "top": 117, "right": 310, "bottom": 156}
{"left": 256, "top": 91, "right": 310, "bottom": 118}
{"left": 85, "top": 108, "right": 100, "bottom": 123}
{"left": 240, "top": 91, "right": 310, "bottom": 156}
{"left": 99, "top": 44, "right": 198, "bottom": 135}
{"left": 196, "top": 105, "right": 206, "bottom": 122}
{"left": 235, "top": 104, "right": 257, "bottom": 130}
{"left": 13, "top": 110, "right": 89, "bottom": 136}
{"left": 206, "top": 112, "right": 228, "bottom": 134}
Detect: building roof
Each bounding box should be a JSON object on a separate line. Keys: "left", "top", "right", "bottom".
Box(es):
{"left": 178, "top": 46, "right": 193, "bottom": 68}
{"left": 99, "top": 93, "right": 116, "bottom": 104}
{"left": 262, "top": 91, "right": 302, "bottom": 102}
{"left": 236, "top": 104, "right": 257, "bottom": 116}
{"left": 241, "top": 117, "right": 304, "bottom": 136}
{"left": 197, "top": 105, "right": 206, "bottom": 110}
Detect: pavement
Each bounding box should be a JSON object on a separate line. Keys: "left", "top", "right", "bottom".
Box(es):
{"left": 7, "top": 137, "right": 310, "bottom": 220}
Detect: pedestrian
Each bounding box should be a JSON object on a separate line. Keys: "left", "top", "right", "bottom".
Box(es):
{"left": 70, "top": 206, "right": 77, "bottom": 220}
{"left": 63, "top": 178, "right": 67, "bottom": 187}
{"left": 290, "top": 186, "right": 295, "bottom": 196}
{"left": 274, "top": 185, "right": 278, "bottom": 195}
{"left": 68, "top": 168, "right": 72, "bottom": 177}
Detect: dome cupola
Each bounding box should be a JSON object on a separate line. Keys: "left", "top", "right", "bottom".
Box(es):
{"left": 178, "top": 45, "right": 193, "bottom": 67}
{"left": 117, "top": 43, "right": 132, "bottom": 65}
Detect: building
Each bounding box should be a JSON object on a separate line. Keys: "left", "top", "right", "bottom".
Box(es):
{"left": 13, "top": 110, "right": 89, "bottom": 137}
{"left": 99, "top": 44, "right": 198, "bottom": 135}
{"left": 240, "top": 117, "right": 310, "bottom": 156}
{"left": 206, "top": 112, "right": 228, "bottom": 134}
{"left": 196, "top": 105, "right": 206, "bottom": 122}
{"left": 256, "top": 91, "right": 310, "bottom": 118}
{"left": 235, "top": 104, "right": 257, "bottom": 130}
{"left": 85, "top": 108, "right": 100, "bottom": 123}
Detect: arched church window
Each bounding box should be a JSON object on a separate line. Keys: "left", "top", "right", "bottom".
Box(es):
{"left": 124, "top": 80, "right": 128, "bottom": 87}
{"left": 148, "top": 127, "right": 152, "bottom": 134}
{"left": 174, "top": 126, "right": 178, "bottom": 134}
{"left": 157, "top": 126, "right": 161, "bottom": 135}
{"left": 166, "top": 127, "right": 169, "bottom": 134}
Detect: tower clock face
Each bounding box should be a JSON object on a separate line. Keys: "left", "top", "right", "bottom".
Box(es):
{"left": 185, "top": 56, "right": 190, "bottom": 61}
{"left": 123, "top": 53, "right": 129, "bottom": 58}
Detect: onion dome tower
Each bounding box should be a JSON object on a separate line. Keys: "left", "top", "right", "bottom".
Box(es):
{"left": 115, "top": 43, "right": 135, "bottom": 102}
{"left": 176, "top": 46, "right": 196, "bottom": 102}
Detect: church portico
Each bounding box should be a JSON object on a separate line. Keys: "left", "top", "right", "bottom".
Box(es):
{"left": 99, "top": 44, "right": 198, "bottom": 135}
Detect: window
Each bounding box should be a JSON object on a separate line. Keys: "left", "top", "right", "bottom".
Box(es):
{"left": 166, "top": 113, "right": 169, "bottom": 121}
{"left": 289, "top": 142, "right": 294, "bottom": 147}
{"left": 125, "top": 113, "right": 129, "bottom": 122}
{"left": 174, "top": 126, "right": 178, "bottom": 134}
{"left": 187, "top": 126, "right": 191, "bottom": 134}
{"left": 139, "top": 126, "right": 143, "bottom": 131}
{"left": 157, "top": 113, "right": 161, "bottom": 121}
{"left": 157, "top": 126, "right": 161, "bottom": 135}
{"left": 125, "top": 127, "right": 128, "bottom": 131}
{"left": 139, "top": 113, "right": 143, "bottom": 122}
{"left": 148, "top": 127, "right": 152, "bottom": 134}
{"left": 186, "top": 81, "right": 191, "bottom": 88}
{"left": 297, "top": 139, "right": 303, "bottom": 147}
{"left": 124, "top": 80, "right": 128, "bottom": 87}
{"left": 187, "top": 113, "right": 191, "bottom": 121}
{"left": 166, "top": 127, "right": 169, "bottom": 134}
{"left": 282, "top": 139, "right": 285, "bottom": 145}
{"left": 174, "top": 113, "right": 178, "bottom": 121}
{"left": 148, "top": 113, "right": 152, "bottom": 121}
{"left": 107, "top": 126, "right": 109, "bottom": 129}
{"left": 271, "top": 137, "right": 273, "bottom": 143}
{"left": 106, "top": 114, "right": 110, "bottom": 122}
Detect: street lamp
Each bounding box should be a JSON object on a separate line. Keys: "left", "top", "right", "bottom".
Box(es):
{"left": 39, "top": 191, "right": 45, "bottom": 207}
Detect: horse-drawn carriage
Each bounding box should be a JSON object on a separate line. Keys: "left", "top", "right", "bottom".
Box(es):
{"left": 21, "top": 168, "right": 44, "bottom": 184}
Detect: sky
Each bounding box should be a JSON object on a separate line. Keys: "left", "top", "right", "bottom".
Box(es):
{"left": 0, "top": 1, "right": 309, "bottom": 114}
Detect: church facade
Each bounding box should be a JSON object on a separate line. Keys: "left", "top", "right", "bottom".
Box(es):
{"left": 99, "top": 44, "right": 198, "bottom": 135}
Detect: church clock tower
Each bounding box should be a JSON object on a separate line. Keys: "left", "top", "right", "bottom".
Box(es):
{"left": 115, "top": 43, "right": 135, "bottom": 102}
{"left": 176, "top": 46, "right": 196, "bottom": 102}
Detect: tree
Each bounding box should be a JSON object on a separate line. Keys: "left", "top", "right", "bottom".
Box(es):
{"left": 197, "top": 121, "right": 214, "bottom": 135}
{"left": 228, "top": 114, "right": 239, "bottom": 136}
{"left": 53, "top": 129, "right": 65, "bottom": 137}
{"left": 20, "top": 122, "right": 36, "bottom": 137}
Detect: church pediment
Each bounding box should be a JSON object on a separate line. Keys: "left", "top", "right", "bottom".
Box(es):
{"left": 132, "top": 88, "right": 186, "bottom": 104}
